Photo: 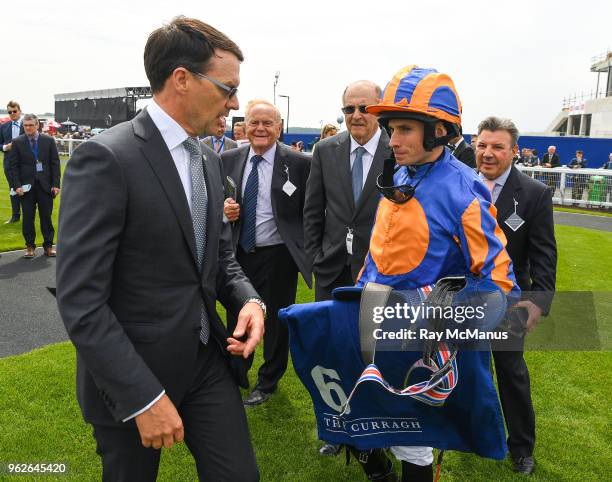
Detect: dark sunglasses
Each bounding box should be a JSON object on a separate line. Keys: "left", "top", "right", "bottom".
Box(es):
{"left": 191, "top": 71, "right": 238, "bottom": 98}
{"left": 341, "top": 104, "right": 368, "bottom": 115}
{"left": 7, "top": 110, "right": 18, "bottom": 114}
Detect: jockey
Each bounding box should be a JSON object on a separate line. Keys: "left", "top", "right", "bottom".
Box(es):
{"left": 351, "top": 65, "right": 520, "bottom": 481}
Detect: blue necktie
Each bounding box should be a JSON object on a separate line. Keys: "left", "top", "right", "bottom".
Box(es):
{"left": 30, "top": 138, "right": 38, "bottom": 160}
{"left": 183, "top": 137, "right": 210, "bottom": 344}
{"left": 239, "top": 155, "right": 264, "bottom": 252}
{"left": 352, "top": 146, "right": 366, "bottom": 201}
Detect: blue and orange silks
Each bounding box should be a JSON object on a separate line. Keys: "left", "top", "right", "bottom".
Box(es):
{"left": 367, "top": 65, "right": 462, "bottom": 126}
{"left": 357, "top": 148, "right": 519, "bottom": 299}
{"left": 279, "top": 149, "right": 520, "bottom": 459}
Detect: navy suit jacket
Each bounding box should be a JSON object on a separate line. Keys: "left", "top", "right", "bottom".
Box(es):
{"left": 0, "top": 120, "right": 25, "bottom": 170}
{"left": 8, "top": 133, "right": 60, "bottom": 193}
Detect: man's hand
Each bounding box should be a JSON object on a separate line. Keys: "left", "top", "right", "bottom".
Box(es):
{"left": 227, "top": 302, "right": 264, "bottom": 359}
{"left": 4, "top": 142, "right": 12, "bottom": 151}
{"left": 224, "top": 198, "right": 240, "bottom": 222}
{"left": 15, "top": 187, "right": 24, "bottom": 197}
{"left": 51, "top": 187, "right": 60, "bottom": 198}
{"left": 515, "top": 300, "right": 542, "bottom": 333}
{"left": 134, "top": 394, "right": 184, "bottom": 450}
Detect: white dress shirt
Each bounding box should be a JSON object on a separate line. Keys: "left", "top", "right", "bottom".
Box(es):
{"left": 349, "top": 127, "right": 382, "bottom": 188}
{"left": 147, "top": 99, "right": 194, "bottom": 209}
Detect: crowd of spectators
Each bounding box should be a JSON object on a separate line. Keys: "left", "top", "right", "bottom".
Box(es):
{"left": 509, "top": 144, "right": 612, "bottom": 169}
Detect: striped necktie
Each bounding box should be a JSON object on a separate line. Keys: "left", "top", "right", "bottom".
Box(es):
{"left": 239, "top": 155, "right": 264, "bottom": 252}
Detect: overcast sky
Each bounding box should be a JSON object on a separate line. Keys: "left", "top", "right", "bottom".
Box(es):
{"left": 3, "top": 0, "right": 611, "bottom": 134}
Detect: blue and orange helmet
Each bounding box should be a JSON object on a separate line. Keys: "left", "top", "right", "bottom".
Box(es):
{"left": 367, "top": 65, "right": 462, "bottom": 150}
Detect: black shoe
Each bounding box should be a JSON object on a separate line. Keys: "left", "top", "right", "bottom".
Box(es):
{"left": 243, "top": 389, "right": 272, "bottom": 407}
{"left": 511, "top": 455, "right": 535, "bottom": 475}
{"left": 4, "top": 217, "right": 19, "bottom": 224}
{"left": 319, "top": 443, "right": 342, "bottom": 456}
{"left": 401, "top": 461, "right": 433, "bottom": 482}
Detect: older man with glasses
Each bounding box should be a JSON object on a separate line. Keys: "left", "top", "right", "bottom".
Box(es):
{"left": 1, "top": 100, "right": 25, "bottom": 223}
{"left": 304, "top": 80, "right": 391, "bottom": 457}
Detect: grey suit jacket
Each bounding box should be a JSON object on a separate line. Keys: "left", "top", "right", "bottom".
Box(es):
{"left": 56, "top": 109, "right": 258, "bottom": 426}
{"left": 304, "top": 130, "right": 391, "bottom": 287}
{"left": 221, "top": 142, "right": 312, "bottom": 288}
{"left": 203, "top": 135, "right": 238, "bottom": 153}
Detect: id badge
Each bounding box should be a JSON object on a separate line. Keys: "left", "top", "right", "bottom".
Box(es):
{"left": 36, "top": 161, "right": 43, "bottom": 172}
{"left": 283, "top": 180, "right": 297, "bottom": 197}
{"left": 346, "top": 228, "right": 354, "bottom": 255}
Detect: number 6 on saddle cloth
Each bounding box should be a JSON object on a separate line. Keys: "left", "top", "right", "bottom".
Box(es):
{"left": 278, "top": 276, "right": 509, "bottom": 459}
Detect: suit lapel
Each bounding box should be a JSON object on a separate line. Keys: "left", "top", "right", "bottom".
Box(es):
{"left": 235, "top": 146, "right": 250, "bottom": 204}
{"left": 454, "top": 141, "right": 465, "bottom": 158}
{"left": 271, "top": 142, "right": 288, "bottom": 219}
{"left": 134, "top": 110, "right": 199, "bottom": 267}
{"left": 335, "top": 133, "right": 354, "bottom": 211}
{"left": 354, "top": 130, "right": 389, "bottom": 216}
{"left": 495, "top": 166, "right": 522, "bottom": 221}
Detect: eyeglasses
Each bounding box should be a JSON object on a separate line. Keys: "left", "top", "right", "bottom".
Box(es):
{"left": 8, "top": 110, "right": 18, "bottom": 114}
{"left": 341, "top": 105, "right": 368, "bottom": 115}
{"left": 191, "top": 71, "right": 238, "bottom": 98}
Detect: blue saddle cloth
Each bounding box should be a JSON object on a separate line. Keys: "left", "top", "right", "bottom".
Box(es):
{"left": 279, "top": 289, "right": 507, "bottom": 459}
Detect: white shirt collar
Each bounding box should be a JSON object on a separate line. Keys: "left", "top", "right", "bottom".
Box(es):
{"left": 350, "top": 127, "right": 382, "bottom": 157}
{"left": 146, "top": 98, "right": 190, "bottom": 151}
{"left": 248, "top": 142, "right": 277, "bottom": 166}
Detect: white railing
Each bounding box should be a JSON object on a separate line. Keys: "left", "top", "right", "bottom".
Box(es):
{"left": 54, "top": 138, "right": 86, "bottom": 157}
{"left": 516, "top": 165, "right": 612, "bottom": 208}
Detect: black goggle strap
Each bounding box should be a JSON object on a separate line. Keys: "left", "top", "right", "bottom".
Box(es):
{"left": 376, "top": 159, "right": 435, "bottom": 204}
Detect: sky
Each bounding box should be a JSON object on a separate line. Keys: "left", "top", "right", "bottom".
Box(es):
{"left": 3, "top": 0, "right": 611, "bottom": 134}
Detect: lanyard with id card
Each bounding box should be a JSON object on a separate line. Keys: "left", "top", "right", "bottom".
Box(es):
{"left": 346, "top": 227, "right": 354, "bottom": 255}
{"left": 30, "top": 138, "right": 43, "bottom": 172}
{"left": 282, "top": 164, "right": 297, "bottom": 197}
{"left": 504, "top": 197, "right": 525, "bottom": 232}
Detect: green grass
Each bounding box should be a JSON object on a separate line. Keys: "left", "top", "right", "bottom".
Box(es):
{"left": 1, "top": 160, "right": 611, "bottom": 480}
{"left": 0, "top": 153, "right": 67, "bottom": 252}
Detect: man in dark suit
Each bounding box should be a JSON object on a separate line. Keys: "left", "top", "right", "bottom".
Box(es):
{"left": 303, "top": 80, "right": 390, "bottom": 457}
{"left": 203, "top": 115, "right": 238, "bottom": 153}
{"left": 304, "top": 80, "right": 390, "bottom": 303}
{"left": 541, "top": 145, "right": 560, "bottom": 168}
{"left": 476, "top": 116, "right": 557, "bottom": 476}
{"left": 568, "top": 150, "right": 588, "bottom": 203}
{"left": 223, "top": 99, "right": 311, "bottom": 407}
{"left": 1, "top": 100, "right": 24, "bottom": 223}
{"left": 56, "top": 17, "right": 263, "bottom": 481}
{"left": 8, "top": 114, "right": 60, "bottom": 258}
{"left": 448, "top": 129, "right": 476, "bottom": 168}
